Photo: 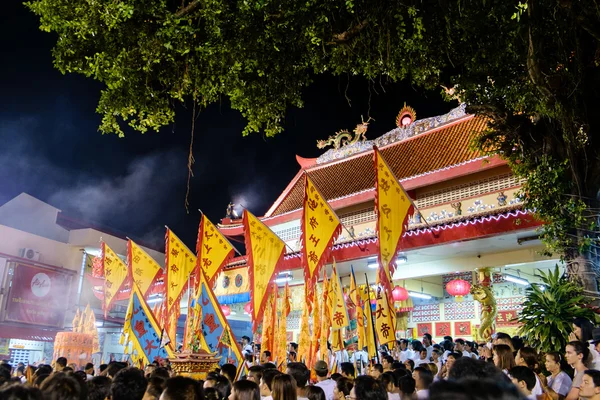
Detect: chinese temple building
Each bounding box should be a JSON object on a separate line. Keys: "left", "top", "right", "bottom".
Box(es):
{"left": 217, "top": 103, "right": 561, "bottom": 341}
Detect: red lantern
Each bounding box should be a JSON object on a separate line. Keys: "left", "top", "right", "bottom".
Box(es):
{"left": 221, "top": 305, "right": 231, "bottom": 316}
{"left": 392, "top": 286, "right": 409, "bottom": 302}
{"left": 244, "top": 303, "right": 252, "bottom": 315}
{"left": 446, "top": 279, "right": 471, "bottom": 302}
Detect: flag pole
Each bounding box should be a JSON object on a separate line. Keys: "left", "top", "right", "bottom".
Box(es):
{"left": 364, "top": 273, "right": 380, "bottom": 364}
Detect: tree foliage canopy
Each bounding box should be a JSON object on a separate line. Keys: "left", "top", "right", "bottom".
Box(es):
{"left": 26, "top": 0, "right": 600, "bottom": 271}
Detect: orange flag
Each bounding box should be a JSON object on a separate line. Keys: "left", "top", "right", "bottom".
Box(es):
{"left": 165, "top": 229, "right": 197, "bottom": 342}
{"left": 261, "top": 283, "right": 278, "bottom": 354}
{"left": 330, "top": 261, "right": 350, "bottom": 331}
{"left": 373, "top": 146, "right": 415, "bottom": 292}
{"left": 301, "top": 175, "right": 342, "bottom": 297}
{"left": 361, "top": 285, "right": 377, "bottom": 357}
{"left": 374, "top": 274, "right": 397, "bottom": 346}
{"left": 350, "top": 267, "right": 366, "bottom": 351}
{"left": 128, "top": 240, "right": 163, "bottom": 298}
{"left": 243, "top": 210, "right": 286, "bottom": 331}
{"left": 319, "top": 272, "right": 331, "bottom": 361}
{"left": 297, "top": 286, "right": 311, "bottom": 363}
{"left": 102, "top": 243, "right": 130, "bottom": 317}
{"left": 195, "top": 214, "right": 235, "bottom": 285}
{"left": 309, "top": 283, "right": 321, "bottom": 369}
{"left": 275, "top": 283, "right": 291, "bottom": 367}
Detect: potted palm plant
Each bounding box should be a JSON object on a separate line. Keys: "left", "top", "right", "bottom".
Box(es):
{"left": 517, "top": 265, "right": 597, "bottom": 354}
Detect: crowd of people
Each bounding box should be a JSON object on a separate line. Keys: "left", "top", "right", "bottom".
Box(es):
{"left": 2, "top": 317, "right": 600, "bottom": 400}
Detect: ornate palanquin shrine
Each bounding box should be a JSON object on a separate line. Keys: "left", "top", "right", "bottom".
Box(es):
{"left": 218, "top": 104, "right": 550, "bottom": 340}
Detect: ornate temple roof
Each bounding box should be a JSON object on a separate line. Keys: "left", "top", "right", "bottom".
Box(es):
{"left": 265, "top": 105, "right": 491, "bottom": 217}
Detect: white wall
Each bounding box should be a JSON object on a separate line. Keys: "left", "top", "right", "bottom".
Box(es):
{"left": 0, "top": 193, "right": 69, "bottom": 243}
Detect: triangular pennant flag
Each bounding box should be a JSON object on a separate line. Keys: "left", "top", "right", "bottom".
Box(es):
{"left": 122, "top": 285, "right": 173, "bottom": 366}
{"left": 128, "top": 240, "right": 163, "bottom": 299}
{"left": 373, "top": 146, "right": 415, "bottom": 292}
{"left": 350, "top": 267, "right": 366, "bottom": 351}
{"left": 197, "top": 270, "right": 244, "bottom": 378}
{"left": 297, "top": 286, "right": 311, "bottom": 364}
{"left": 243, "top": 210, "right": 286, "bottom": 331}
{"left": 164, "top": 229, "right": 196, "bottom": 319}
{"left": 102, "top": 243, "right": 130, "bottom": 317}
{"left": 361, "top": 285, "right": 377, "bottom": 358}
{"left": 275, "top": 283, "right": 290, "bottom": 366}
{"left": 374, "top": 274, "right": 397, "bottom": 346}
{"left": 330, "top": 261, "right": 350, "bottom": 330}
{"left": 195, "top": 214, "right": 235, "bottom": 285}
{"left": 301, "top": 176, "right": 342, "bottom": 296}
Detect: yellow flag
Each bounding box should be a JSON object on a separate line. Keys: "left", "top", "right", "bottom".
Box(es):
{"left": 102, "top": 242, "right": 130, "bottom": 317}
{"left": 374, "top": 274, "right": 397, "bottom": 346}
{"left": 196, "top": 215, "right": 234, "bottom": 285}
{"left": 261, "top": 283, "right": 278, "bottom": 354}
{"left": 275, "top": 283, "right": 291, "bottom": 366}
{"left": 165, "top": 229, "right": 197, "bottom": 319}
{"left": 297, "top": 286, "right": 311, "bottom": 363}
{"left": 361, "top": 286, "right": 377, "bottom": 357}
{"left": 330, "top": 261, "right": 350, "bottom": 330}
{"left": 350, "top": 268, "right": 366, "bottom": 350}
{"left": 128, "top": 240, "right": 162, "bottom": 298}
{"left": 320, "top": 273, "right": 331, "bottom": 361}
{"left": 309, "top": 284, "right": 321, "bottom": 369}
{"left": 302, "top": 176, "right": 342, "bottom": 294}
{"left": 331, "top": 330, "right": 344, "bottom": 353}
{"left": 373, "top": 147, "right": 415, "bottom": 290}
{"left": 243, "top": 210, "right": 286, "bottom": 330}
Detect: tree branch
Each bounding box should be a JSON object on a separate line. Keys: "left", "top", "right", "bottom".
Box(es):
{"left": 175, "top": 0, "right": 200, "bottom": 18}
{"left": 329, "top": 19, "right": 369, "bottom": 44}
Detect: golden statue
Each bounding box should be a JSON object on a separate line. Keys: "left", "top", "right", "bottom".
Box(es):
{"left": 470, "top": 284, "right": 497, "bottom": 342}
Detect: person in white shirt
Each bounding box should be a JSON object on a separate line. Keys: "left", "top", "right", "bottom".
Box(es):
{"left": 314, "top": 360, "right": 337, "bottom": 400}
{"left": 350, "top": 347, "right": 369, "bottom": 375}
{"left": 414, "top": 349, "right": 430, "bottom": 368}
{"left": 381, "top": 371, "right": 401, "bottom": 400}
{"left": 454, "top": 339, "right": 470, "bottom": 358}
{"left": 515, "top": 347, "right": 543, "bottom": 397}
{"left": 422, "top": 334, "right": 434, "bottom": 360}
{"left": 241, "top": 336, "right": 254, "bottom": 357}
{"left": 260, "top": 369, "right": 281, "bottom": 400}
{"left": 413, "top": 366, "right": 433, "bottom": 399}
{"left": 399, "top": 339, "right": 414, "bottom": 362}
{"left": 509, "top": 366, "right": 537, "bottom": 400}
{"left": 410, "top": 340, "right": 425, "bottom": 362}
{"left": 84, "top": 362, "right": 95, "bottom": 381}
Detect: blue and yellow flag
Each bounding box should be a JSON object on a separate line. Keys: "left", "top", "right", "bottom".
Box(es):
{"left": 122, "top": 285, "right": 173, "bottom": 366}
{"left": 197, "top": 270, "right": 244, "bottom": 378}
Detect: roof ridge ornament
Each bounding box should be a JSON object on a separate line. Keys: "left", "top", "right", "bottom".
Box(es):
{"left": 315, "top": 104, "right": 467, "bottom": 165}
{"left": 395, "top": 103, "right": 417, "bottom": 127}
{"left": 316, "top": 116, "right": 372, "bottom": 150}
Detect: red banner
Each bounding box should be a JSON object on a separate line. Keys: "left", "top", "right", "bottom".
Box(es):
{"left": 6, "top": 264, "right": 74, "bottom": 327}
{"left": 496, "top": 310, "right": 519, "bottom": 326}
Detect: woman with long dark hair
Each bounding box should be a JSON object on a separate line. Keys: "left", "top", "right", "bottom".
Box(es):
{"left": 272, "top": 374, "right": 297, "bottom": 400}
{"left": 570, "top": 317, "right": 600, "bottom": 369}
{"left": 492, "top": 344, "right": 516, "bottom": 374}
{"left": 229, "top": 380, "right": 260, "bottom": 400}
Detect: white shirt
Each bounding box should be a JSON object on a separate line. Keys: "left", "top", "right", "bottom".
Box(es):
{"left": 416, "top": 389, "right": 429, "bottom": 399}
{"left": 588, "top": 342, "right": 600, "bottom": 370}
{"left": 335, "top": 349, "right": 349, "bottom": 364}
{"left": 532, "top": 374, "right": 543, "bottom": 396}
{"left": 262, "top": 396, "right": 273, "bottom": 400}
{"left": 414, "top": 358, "right": 429, "bottom": 368}
{"left": 243, "top": 344, "right": 253, "bottom": 356}
{"left": 399, "top": 350, "right": 414, "bottom": 362}
{"left": 388, "top": 393, "right": 401, "bottom": 400}
{"left": 315, "top": 379, "right": 337, "bottom": 400}
{"left": 425, "top": 346, "right": 433, "bottom": 359}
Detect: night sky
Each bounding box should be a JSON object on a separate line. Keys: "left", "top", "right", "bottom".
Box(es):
{"left": 1, "top": 2, "right": 454, "bottom": 251}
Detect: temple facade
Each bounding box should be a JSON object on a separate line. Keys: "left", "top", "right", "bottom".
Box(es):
{"left": 218, "top": 104, "right": 560, "bottom": 341}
